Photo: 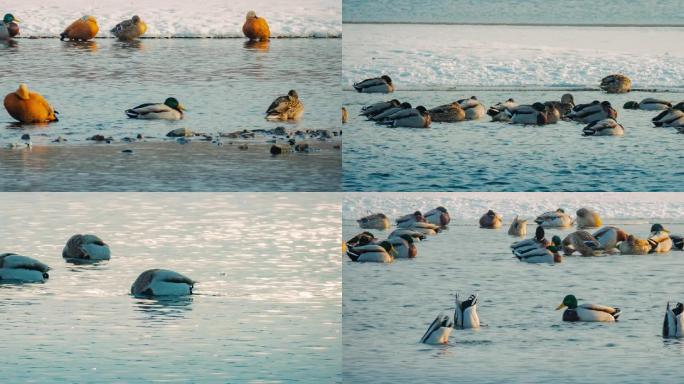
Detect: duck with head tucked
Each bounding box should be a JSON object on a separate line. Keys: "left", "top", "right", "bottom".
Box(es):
{"left": 0, "top": 13, "right": 20, "bottom": 39}
{"left": 556, "top": 294, "right": 621, "bottom": 322}
{"left": 386, "top": 106, "right": 431, "bottom": 128}
{"left": 648, "top": 224, "right": 673, "bottom": 253}
{"left": 357, "top": 213, "right": 390, "bottom": 230}
{"left": 510, "top": 102, "right": 548, "bottom": 125}
{"left": 623, "top": 98, "right": 671, "bottom": 111}
{"left": 266, "top": 90, "right": 303, "bottom": 121}
{"left": 600, "top": 74, "right": 631, "bottom": 94}
{"left": 131, "top": 269, "right": 195, "bottom": 297}
{"left": 425, "top": 206, "right": 450, "bottom": 227}
{"left": 561, "top": 230, "right": 600, "bottom": 256}
{"left": 396, "top": 211, "right": 425, "bottom": 228}
{"left": 4, "top": 84, "right": 58, "bottom": 124}
{"left": 360, "top": 99, "right": 401, "bottom": 118}
{"left": 353, "top": 75, "right": 394, "bottom": 93}
{"left": 582, "top": 118, "right": 624, "bottom": 136}
{"left": 371, "top": 102, "right": 411, "bottom": 121}
{"left": 487, "top": 98, "right": 517, "bottom": 122}
{"left": 0, "top": 253, "right": 50, "bottom": 283}
{"left": 62, "top": 234, "right": 111, "bottom": 262}
{"left": 576, "top": 208, "right": 602, "bottom": 229}
{"left": 458, "top": 96, "right": 485, "bottom": 120}
{"left": 652, "top": 102, "right": 684, "bottom": 127}
{"left": 534, "top": 208, "right": 573, "bottom": 228}
{"left": 479, "top": 210, "right": 502, "bottom": 229}
{"left": 567, "top": 101, "right": 617, "bottom": 124}
{"left": 242, "top": 11, "right": 270, "bottom": 41}
{"left": 60, "top": 15, "right": 99, "bottom": 41}
{"left": 346, "top": 240, "right": 396, "bottom": 263}
{"left": 592, "top": 226, "right": 628, "bottom": 251}
{"left": 429, "top": 102, "right": 465, "bottom": 122}
{"left": 618, "top": 234, "right": 651, "bottom": 255}
{"left": 388, "top": 234, "right": 418, "bottom": 258}
{"left": 126, "top": 97, "right": 185, "bottom": 120}
{"left": 111, "top": 15, "right": 147, "bottom": 41}
{"left": 508, "top": 216, "right": 527, "bottom": 237}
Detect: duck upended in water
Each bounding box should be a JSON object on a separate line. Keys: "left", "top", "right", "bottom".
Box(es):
{"left": 429, "top": 102, "right": 465, "bottom": 122}
{"left": 357, "top": 213, "right": 391, "bottom": 230}
{"left": 111, "top": 15, "right": 147, "bottom": 41}
{"left": 62, "top": 234, "right": 111, "bottom": 261}
{"left": 353, "top": 75, "right": 394, "bottom": 93}
{"left": 648, "top": 224, "right": 673, "bottom": 253}
{"left": 458, "top": 96, "right": 485, "bottom": 120}
{"left": 575, "top": 208, "right": 602, "bottom": 228}
{"left": 479, "top": 210, "right": 502, "bottom": 229}
{"left": 534, "top": 209, "right": 573, "bottom": 228}
{"left": 4, "top": 84, "right": 59, "bottom": 124}
{"left": 515, "top": 235, "right": 562, "bottom": 264}
{"left": 556, "top": 294, "right": 621, "bottom": 322}
{"left": 61, "top": 15, "right": 99, "bottom": 41}
{"left": 567, "top": 101, "right": 617, "bottom": 124}
{"left": 600, "top": 74, "right": 631, "bottom": 94}
{"left": 582, "top": 118, "right": 624, "bottom": 136}
{"left": 0, "top": 13, "right": 20, "bottom": 39}
{"left": 424, "top": 206, "right": 450, "bottom": 227}
{"left": 131, "top": 269, "right": 195, "bottom": 297}
{"left": 623, "top": 98, "right": 671, "bottom": 111}
{"left": 265, "top": 90, "right": 303, "bottom": 121}
{"left": 242, "top": 11, "right": 270, "bottom": 41}
{"left": 342, "top": 107, "right": 348, "bottom": 124}
{"left": 454, "top": 293, "right": 480, "bottom": 329}
{"left": 508, "top": 216, "right": 527, "bottom": 237}
{"left": 0, "top": 253, "right": 50, "bottom": 283}
{"left": 346, "top": 240, "right": 396, "bottom": 263}
{"left": 663, "top": 302, "right": 684, "bottom": 338}
{"left": 126, "top": 97, "right": 185, "bottom": 120}
{"left": 420, "top": 313, "right": 453, "bottom": 345}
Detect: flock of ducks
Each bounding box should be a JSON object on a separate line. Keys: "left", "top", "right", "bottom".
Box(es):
{"left": 1, "top": 234, "right": 195, "bottom": 297}
{"left": 351, "top": 73, "right": 684, "bottom": 135}
{"left": 345, "top": 206, "right": 684, "bottom": 344}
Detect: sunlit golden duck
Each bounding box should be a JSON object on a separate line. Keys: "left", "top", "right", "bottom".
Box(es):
{"left": 648, "top": 224, "right": 673, "bottom": 253}
{"left": 265, "top": 90, "right": 303, "bottom": 121}
{"left": 4, "top": 84, "right": 58, "bottom": 124}
{"left": 388, "top": 234, "right": 417, "bottom": 258}
{"left": 556, "top": 294, "right": 621, "bottom": 322}
{"left": 458, "top": 96, "right": 485, "bottom": 120}
{"left": 592, "top": 226, "right": 628, "bottom": 251}
{"left": 131, "top": 269, "right": 195, "bottom": 297}
{"left": 567, "top": 101, "right": 617, "bottom": 123}
{"left": 242, "top": 11, "right": 270, "bottom": 41}
{"left": 110, "top": 15, "right": 147, "bottom": 40}
{"left": 429, "top": 102, "right": 465, "bottom": 122}
{"left": 353, "top": 75, "right": 394, "bottom": 93}
{"left": 0, "top": 13, "right": 20, "bottom": 39}
{"left": 60, "top": 15, "right": 99, "bottom": 41}
{"left": 420, "top": 313, "right": 453, "bottom": 345}
{"left": 576, "top": 208, "right": 602, "bottom": 229}
{"left": 454, "top": 293, "right": 480, "bottom": 329}
{"left": 508, "top": 216, "right": 527, "bottom": 237}
{"left": 652, "top": 103, "right": 684, "bottom": 127}
{"left": 623, "top": 98, "right": 671, "bottom": 111}
{"left": 357, "top": 213, "right": 390, "bottom": 230}
{"left": 346, "top": 240, "right": 395, "bottom": 263}
{"left": 600, "top": 74, "right": 631, "bottom": 94}
{"left": 663, "top": 302, "right": 684, "bottom": 338}
{"left": 125, "top": 97, "right": 185, "bottom": 120}
{"left": 516, "top": 235, "right": 562, "bottom": 264}
{"left": 618, "top": 234, "right": 651, "bottom": 255}
{"left": 487, "top": 98, "right": 517, "bottom": 122}
{"left": 582, "top": 118, "right": 624, "bottom": 136}
{"left": 479, "top": 210, "right": 502, "bottom": 229}
{"left": 534, "top": 208, "right": 572, "bottom": 228}
{"left": 371, "top": 102, "right": 411, "bottom": 121}
{"left": 62, "top": 234, "right": 111, "bottom": 261}
{"left": 425, "top": 206, "right": 450, "bottom": 227}
{"left": 360, "top": 99, "right": 401, "bottom": 118}
{"left": 511, "top": 226, "right": 550, "bottom": 255}
{"left": 561, "top": 230, "right": 600, "bottom": 256}
{"left": 396, "top": 211, "right": 425, "bottom": 228}
{"left": 0, "top": 253, "right": 50, "bottom": 283}
{"left": 342, "top": 107, "right": 348, "bottom": 124}
{"left": 510, "top": 103, "right": 548, "bottom": 125}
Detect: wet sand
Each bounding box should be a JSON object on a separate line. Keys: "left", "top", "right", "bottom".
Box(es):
{"left": 0, "top": 141, "right": 341, "bottom": 191}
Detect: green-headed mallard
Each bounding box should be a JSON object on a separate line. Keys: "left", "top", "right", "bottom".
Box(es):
{"left": 556, "top": 294, "right": 621, "bottom": 322}
{"left": 0, "top": 13, "right": 20, "bottom": 39}
{"left": 125, "top": 97, "right": 185, "bottom": 120}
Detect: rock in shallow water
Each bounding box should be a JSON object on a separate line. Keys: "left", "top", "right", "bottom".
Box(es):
{"left": 166, "top": 128, "right": 195, "bottom": 137}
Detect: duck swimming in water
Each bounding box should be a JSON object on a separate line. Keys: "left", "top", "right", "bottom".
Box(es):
{"left": 652, "top": 103, "right": 684, "bottom": 127}
{"left": 131, "top": 269, "right": 195, "bottom": 297}
{"left": 511, "top": 226, "right": 550, "bottom": 255}
{"left": 353, "top": 75, "right": 394, "bottom": 93}
{"left": 126, "top": 97, "right": 185, "bottom": 120}
{"left": 508, "top": 216, "right": 527, "bottom": 237}
{"left": 515, "top": 235, "right": 562, "bottom": 264}
{"left": 0, "top": 253, "right": 50, "bottom": 283}
{"left": 556, "top": 294, "right": 621, "bottom": 322}
{"left": 62, "top": 234, "right": 111, "bottom": 261}
{"left": 0, "top": 13, "right": 20, "bottom": 39}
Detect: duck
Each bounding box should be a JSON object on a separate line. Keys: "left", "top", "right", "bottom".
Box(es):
{"left": 346, "top": 241, "right": 395, "bottom": 263}
{"left": 511, "top": 226, "right": 550, "bottom": 255}
{"left": 652, "top": 104, "right": 684, "bottom": 127}
{"left": 618, "top": 234, "right": 651, "bottom": 255}
{"left": 458, "top": 96, "right": 485, "bottom": 120}
{"left": 516, "top": 235, "right": 562, "bottom": 264}
{"left": 424, "top": 206, "right": 450, "bottom": 227}
{"left": 508, "top": 216, "right": 527, "bottom": 237}
{"left": 648, "top": 224, "right": 673, "bottom": 253}
{"left": 600, "top": 74, "right": 631, "bottom": 94}
{"left": 556, "top": 294, "right": 621, "bottom": 322}
{"left": 4, "top": 84, "right": 59, "bottom": 124}
{"left": 535, "top": 209, "right": 573, "bottom": 228}
{"left": 623, "top": 98, "right": 671, "bottom": 111}
{"left": 242, "top": 11, "right": 270, "bottom": 41}
{"left": 0, "top": 13, "right": 20, "bottom": 39}
{"left": 454, "top": 293, "right": 480, "bottom": 328}
{"left": 265, "top": 90, "right": 304, "bottom": 121}
{"left": 125, "top": 97, "right": 185, "bottom": 120}
{"left": 487, "top": 98, "right": 517, "bottom": 122}
{"left": 545, "top": 93, "right": 575, "bottom": 115}
{"left": 131, "top": 269, "right": 195, "bottom": 297}
{"left": 510, "top": 103, "right": 548, "bottom": 125}
{"left": 407, "top": 222, "right": 441, "bottom": 236}
{"left": 360, "top": 99, "right": 401, "bottom": 118}
{"left": 342, "top": 107, "right": 348, "bottom": 124}
{"left": 60, "top": 15, "right": 99, "bottom": 41}
{"left": 561, "top": 231, "right": 600, "bottom": 256}
{"left": 567, "top": 101, "right": 617, "bottom": 123}
{"left": 353, "top": 75, "right": 394, "bottom": 93}
{"left": 479, "top": 210, "right": 502, "bottom": 229}
{"left": 582, "top": 118, "right": 624, "bottom": 136}
{"left": 420, "top": 313, "right": 453, "bottom": 345}
{"left": 428, "top": 102, "right": 465, "bottom": 122}
{"left": 388, "top": 234, "right": 418, "bottom": 258}
{"left": 663, "top": 302, "right": 684, "bottom": 338}
{"left": 357, "top": 213, "right": 390, "bottom": 230}
{"left": 389, "top": 106, "right": 431, "bottom": 128}
{"left": 372, "top": 102, "right": 412, "bottom": 122}
{"left": 389, "top": 228, "right": 425, "bottom": 242}
{"left": 62, "top": 234, "right": 111, "bottom": 261}
{"left": 110, "top": 15, "right": 147, "bottom": 41}
{"left": 671, "top": 235, "right": 684, "bottom": 250}
{"left": 345, "top": 232, "right": 377, "bottom": 249}
{"left": 0, "top": 253, "right": 50, "bottom": 283}
{"left": 576, "top": 208, "right": 602, "bottom": 228}
{"left": 396, "top": 211, "right": 425, "bottom": 228}
{"left": 592, "top": 226, "right": 628, "bottom": 251}
{"left": 543, "top": 103, "right": 560, "bottom": 124}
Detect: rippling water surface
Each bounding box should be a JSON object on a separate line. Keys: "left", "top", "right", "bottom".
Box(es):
{"left": 0, "top": 193, "right": 341, "bottom": 383}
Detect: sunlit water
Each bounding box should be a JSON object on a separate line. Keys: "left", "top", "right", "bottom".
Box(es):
{"left": 0, "top": 193, "right": 341, "bottom": 383}
{"left": 343, "top": 211, "right": 684, "bottom": 383}
{"left": 342, "top": 89, "right": 684, "bottom": 192}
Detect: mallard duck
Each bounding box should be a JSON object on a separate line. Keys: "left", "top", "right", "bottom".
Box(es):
{"left": 0, "top": 13, "right": 20, "bottom": 39}
{"left": 388, "top": 234, "right": 417, "bottom": 258}
{"left": 479, "top": 210, "right": 502, "bottom": 229}
{"left": 487, "top": 98, "right": 517, "bottom": 122}
{"left": 576, "top": 208, "right": 602, "bottom": 228}
{"left": 371, "top": 102, "right": 411, "bottom": 121}
{"left": 131, "top": 269, "right": 195, "bottom": 297}
{"left": 556, "top": 294, "right": 621, "bottom": 322}
{"left": 125, "top": 97, "right": 184, "bottom": 120}
{"left": 0, "top": 253, "right": 50, "bottom": 283}
{"left": 543, "top": 103, "right": 560, "bottom": 124}
{"left": 360, "top": 99, "right": 400, "bottom": 117}
{"left": 389, "top": 228, "right": 425, "bottom": 242}
{"left": 535, "top": 209, "right": 573, "bottom": 228}
{"left": 342, "top": 107, "right": 348, "bottom": 124}
{"left": 516, "top": 235, "right": 562, "bottom": 264}
{"left": 652, "top": 104, "right": 684, "bottom": 127}
{"left": 648, "top": 224, "right": 673, "bottom": 253}
{"left": 582, "top": 118, "right": 624, "bottom": 136}
{"left": 561, "top": 231, "right": 600, "bottom": 256}
{"left": 510, "top": 103, "right": 548, "bottom": 125}
{"left": 592, "top": 226, "right": 628, "bottom": 251}
{"left": 345, "top": 232, "right": 377, "bottom": 249}
{"left": 672, "top": 235, "right": 684, "bottom": 250}
{"left": 62, "top": 234, "right": 111, "bottom": 261}
{"left": 511, "top": 227, "right": 550, "bottom": 255}
{"left": 567, "top": 101, "right": 617, "bottom": 123}
{"left": 357, "top": 213, "right": 390, "bottom": 230}
{"left": 389, "top": 106, "right": 431, "bottom": 128}
{"left": 458, "top": 96, "right": 485, "bottom": 120}
{"left": 353, "top": 75, "right": 394, "bottom": 93}
{"left": 346, "top": 241, "right": 395, "bottom": 263}
{"left": 508, "top": 216, "right": 527, "bottom": 237}
{"left": 396, "top": 211, "right": 425, "bottom": 228}
{"left": 60, "top": 15, "right": 99, "bottom": 41}
{"left": 663, "top": 302, "right": 684, "bottom": 338}
{"left": 425, "top": 206, "right": 450, "bottom": 227}
{"left": 4, "top": 84, "right": 58, "bottom": 123}
{"left": 546, "top": 93, "right": 575, "bottom": 115}
{"left": 407, "top": 222, "right": 440, "bottom": 236}
{"left": 454, "top": 293, "right": 480, "bottom": 328}
{"left": 429, "top": 102, "right": 465, "bottom": 122}
{"left": 618, "top": 234, "right": 651, "bottom": 255}
{"left": 623, "top": 98, "right": 671, "bottom": 111}
{"left": 600, "top": 74, "right": 631, "bottom": 94}
{"left": 420, "top": 313, "right": 453, "bottom": 345}
{"left": 242, "top": 11, "right": 270, "bottom": 41}
{"left": 110, "top": 15, "right": 147, "bottom": 41}
{"left": 265, "top": 90, "right": 303, "bottom": 121}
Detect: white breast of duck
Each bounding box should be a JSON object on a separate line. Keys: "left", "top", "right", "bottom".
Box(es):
{"left": 347, "top": 242, "right": 394, "bottom": 263}
{"left": 131, "top": 269, "right": 195, "bottom": 297}
{"left": 458, "top": 96, "right": 485, "bottom": 120}
{"left": 510, "top": 103, "right": 548, "bottom": 125}
{"left": 420, "top": 313, "right": 453, "bottom": 345}
{"left": 652, "top": 107, "right": 684, "bottom": 127}
{"left": 664, "top": 302, "right": 684, "bottom": 338}
{"left": 0, "top": 253, "right": 50, "bottom": 283}
{"left": 454, "top": 293, "right": 480, "bottom": 328}
{"left": 424, "top": 207, "right": 450, "bottom": 227}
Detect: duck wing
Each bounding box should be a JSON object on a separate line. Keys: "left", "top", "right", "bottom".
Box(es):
{"left": 266, "top": 95, "right": 290, "bottom": 114}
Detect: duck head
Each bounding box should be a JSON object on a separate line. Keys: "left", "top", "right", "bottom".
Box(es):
{"left": 560, "top": 93, "right": 574, "bottom": 105}
{"left": 535, "top": 226, "right": 545, "bottom": 241}
{"left": 132, "top": 15, "right": 142, "bottom": 24}
{"left": 379, "top": 240, "right": 396, "bottom": 257}
{"left": 246, "top": 11, "right": 258, "bottom": 20}
{"left": 650, "top": 223, "right": 668, "bottom": 233}
{"left": 400, "top": 102, "right": 412, "bottom": 109}
{"left": 532, "top": 102, "right": 545, "bottom": 112}
{"left": 556, "top": 294, "right": 578, "bottom": 310}
{"left": 164, "top": 97, "right": 185, "bottom": 111}
{"left": 15, "top": 83, "right": 30, "bottom": 100}
{"left": 287, "top": 90, "right": 298, "bottom": 99}
{"left": 381, "top": 75, "right": 392, "bottom": 84}
{"left": 389, "top": 99, "right": 401, "bottom": 107}
{"left": 3, "top": 13, "right": 20, "bottom": 23}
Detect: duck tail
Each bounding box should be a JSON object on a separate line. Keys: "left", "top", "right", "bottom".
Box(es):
{"left": 125, "top": 109, "right": 138, "bottom": 119}
{"left": 346, "top": 250, "right": 360, "bottom": 262}
{"left": 613, "top": 308, "right": 621, "bottom": 320}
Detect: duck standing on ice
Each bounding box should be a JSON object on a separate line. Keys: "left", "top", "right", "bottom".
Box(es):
{"left": 111, "top": 15, "right": 147, "bottom": 41}
{"left": 243, "top": 11, "right": 270, "bottom": 41}
{"left": 0, "top": 13, "right": 20, "bottom": 39}
{"left": 60, "top": 15, "right": 99, "bottom": 41}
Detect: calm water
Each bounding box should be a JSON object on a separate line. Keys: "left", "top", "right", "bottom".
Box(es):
{"left": 343, "top": 214, "right": 684, "bottom": 383}
{"left": 342, "top": 90, "right": 684, "bottom": 192}
{"left": 0, "top": 193, "right": 341, "bottom": 383}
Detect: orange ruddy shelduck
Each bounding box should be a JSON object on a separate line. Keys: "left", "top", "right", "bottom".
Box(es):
{"left": 4, "top": 84, "right": 58, "bottom": 123}
{"left": 242, "top": 11, "right": 270, "bottom": 41}
{"left": 60, "top": 15, "right": 99, "bottom": 41}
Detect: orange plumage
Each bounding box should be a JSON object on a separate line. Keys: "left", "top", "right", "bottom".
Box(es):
{"left": 61, "top": 16, "right": 99, "bottom": 41}
{"left": 242, "top": 11, "right": 270, "bottom": 41}
{"left": 4, "top": 84, "right": 58, "bottom": 123}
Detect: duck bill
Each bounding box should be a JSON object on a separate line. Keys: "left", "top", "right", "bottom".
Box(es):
{"left": 177, "top": 104, "right": 186, "bottom": 111}
{"left": 13, "top": 18, "right": 21, "bottom": 23}
{"left": 555, "top": 303, "right": 566, "bottom": 310}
